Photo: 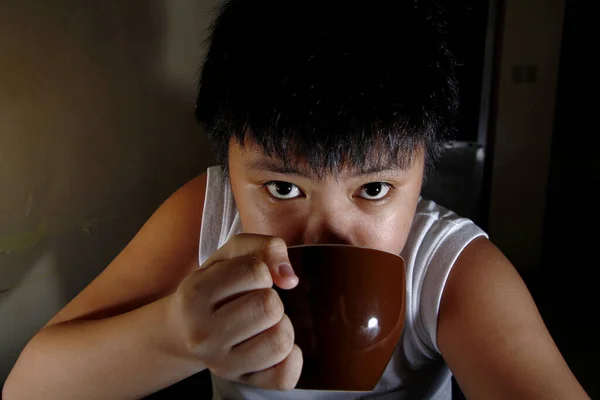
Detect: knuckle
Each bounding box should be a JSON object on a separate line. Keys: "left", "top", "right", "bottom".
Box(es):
{"left": 174, "top": 286, "right": 200, "bottom": 322}
{"left": 263, "top": 236, "right": 286, "bottom": 253}
{"left": 186, "top": 280, "right": 207, "bottom": 303}
{"left": 172, "top": 289, "right": 215, "bottom": 355}
{"left": 213, "top": 356, "right": 234, "bottom": 378}
{"left": 183, "top": 266, "right": 214, "bottom": 300}
{"left": 176, "top": 315, "right": 210, "bottom": 354}
{"left": 184, "top": 331, "right": 206, "bottom": 354}
{"left": 178, "top": 271, "right": 202, "bottom": 300}
{"left": 174, "top": 282, "right": 190, "bottom": 308}
{"left": 258, "top": 289, "right": 284, "bottom": 323}
{"left": 207, "top": 348, "right": 238, "bottom": 379}
{"left": 244, "top": 256, "right": 272, "bottom": 287}
{"left": 232, "top": 232, "right": 254, "bottom": 245}
{"left": 180, "top": 285, "right": 211, "bottom": 316}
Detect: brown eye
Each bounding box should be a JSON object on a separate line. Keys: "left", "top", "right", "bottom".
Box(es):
{"left": 266, "top": 181, "right": 302, "bottom": 199}
{"left": 358, "top": 182, "right": 391, "bottom": 200}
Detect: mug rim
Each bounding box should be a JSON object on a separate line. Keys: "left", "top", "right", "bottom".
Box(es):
{"left": 287, "top": 243, "right": 404, "bottom": 260}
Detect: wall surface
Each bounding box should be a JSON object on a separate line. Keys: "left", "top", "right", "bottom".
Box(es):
{"left": 0, "top": 0, "right": 218, "bottom": 382}
{"left": 487, "top": 0, "right": 565, "bottom": 270}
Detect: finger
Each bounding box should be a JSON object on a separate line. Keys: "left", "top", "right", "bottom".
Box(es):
{"left": 241, "top": 344, "right": 303, "bottom": 391}
{"left": 203, "top": 256, "right": 274, "bottom": 307}
{"left": 203, "top": 233, "right": 298, "bottom": 290}
{"left": 213, "top": 288, "right": 284, "bottom": 348}
{"left": 226, "top": 314, "right": 295, "bottom": 376}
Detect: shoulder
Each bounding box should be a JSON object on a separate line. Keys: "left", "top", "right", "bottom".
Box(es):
{"left": 139, "top": 171, "right": 208, "bottom": 244}
{"left": 437, "top": 237, "right": 589, "bottom": 398}
{"left": 144, "top": 170, "right": 208, "bottom": 255}
{"left": 170, "top": 171, "right": 208, "bottom": 212}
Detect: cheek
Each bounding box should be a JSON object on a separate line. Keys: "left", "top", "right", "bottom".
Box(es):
{"left": 388, "top": 215, "right": 413, "bottom": 254}
{"left": 236, "top": 192, "right": 306, "bottom": 242}
{"left": 376, "top": 181, "right": 423, "bottom": 253}
{"left": 356, "top": 183, "right": 421, "bottom": 254}
{"left": 357, "top": 207, "right": 414, "bottom": 255}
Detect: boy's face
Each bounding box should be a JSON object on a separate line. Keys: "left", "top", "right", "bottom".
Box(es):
{"left": 228, "top": 138, "right": 424, "bottom": 255}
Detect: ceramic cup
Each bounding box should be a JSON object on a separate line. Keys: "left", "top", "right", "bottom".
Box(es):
{"left": 275, "top": 244, "right": 406, "bottom": 392}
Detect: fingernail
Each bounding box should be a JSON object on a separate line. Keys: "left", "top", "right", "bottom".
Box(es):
{"left": 278, "top": 263, "right": 296, "bottom": 278}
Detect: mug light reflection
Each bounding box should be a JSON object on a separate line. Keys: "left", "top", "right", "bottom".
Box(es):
{"left": 368, "top": 317, "right": 378, "bottom": 329}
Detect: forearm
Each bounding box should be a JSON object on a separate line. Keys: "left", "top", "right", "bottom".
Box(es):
{"left": 3, "top": 295, "right": 206, "bottom": 400}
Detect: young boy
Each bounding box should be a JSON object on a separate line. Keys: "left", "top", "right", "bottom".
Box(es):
{"left": 4, "top": 0, "right": 589, "bottom": 399}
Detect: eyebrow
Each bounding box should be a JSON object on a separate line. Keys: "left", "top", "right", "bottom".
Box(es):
{"left": 245, "top": 158, "right": 405, "bottom": 179}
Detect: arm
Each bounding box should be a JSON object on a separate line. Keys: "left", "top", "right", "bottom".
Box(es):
{"left": 3, "top": 173, "right": 208, "bottom": 400}
{"left": 438, "top": 237, "right": 590, "bottom": 400}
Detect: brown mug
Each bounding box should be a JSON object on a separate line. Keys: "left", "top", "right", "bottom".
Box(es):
{"left": 275, "top": 244, "right": 406, "bottom": 392}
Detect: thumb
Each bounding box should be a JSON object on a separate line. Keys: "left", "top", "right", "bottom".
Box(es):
{"left": 274, "top": 260, "right": 299, "bottom": 290}
{"left": 260, "top": 237, "right": 299, "bottom": 290}
{"left": 204, "top": 233, "right": 299, "bottom": 289}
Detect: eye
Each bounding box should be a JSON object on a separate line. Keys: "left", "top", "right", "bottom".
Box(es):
{"left": 265, "top": 181, "right": 302, "bottom": 200}
{"left": 357, "top": 182, "right": 391, "bottom": 201}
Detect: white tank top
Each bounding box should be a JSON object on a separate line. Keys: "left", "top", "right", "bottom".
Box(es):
{"left": 199, "top": 166, "right": 488, "bottom": 400}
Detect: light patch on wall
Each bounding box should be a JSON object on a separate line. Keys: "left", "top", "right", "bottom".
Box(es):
{"left": 512, "top": 64, "right": 538, "bottom": 84}
{"left": 25, "top": 192, "right": 33, "bottom": 217}
{"left": 0, "top": 216, "right": 110, "bottom": 256}
{"left": 0, "top": 249, "right": 60, "bottom": 300}
{"left": 0, "top": 248, "right": 65, "bottom": 382}
{"left": 0, "top": 219, "right": 50, "bottom": 256}
{"left": 162, "top": 0, "right": 216, "bottom": 96}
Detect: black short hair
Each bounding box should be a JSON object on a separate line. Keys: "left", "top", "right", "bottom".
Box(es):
{"left": 196, "top": 0, "right": 458, "bottom": 179}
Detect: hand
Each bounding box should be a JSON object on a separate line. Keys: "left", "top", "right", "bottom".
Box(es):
{"left": 168, "top": 233, "right": 303, "bottom": 391}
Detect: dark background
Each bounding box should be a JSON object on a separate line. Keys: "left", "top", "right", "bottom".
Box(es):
{"left": 538, "top": 0, "right": 598, "bottom": 397}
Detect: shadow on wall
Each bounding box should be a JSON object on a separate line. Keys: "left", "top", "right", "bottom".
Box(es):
{"left": 0, "top": 0, "right": 217, "bottom": 382}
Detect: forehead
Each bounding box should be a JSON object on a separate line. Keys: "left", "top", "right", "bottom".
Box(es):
{"left": 229, "top": 137, "right": 423, "bottom": 181}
